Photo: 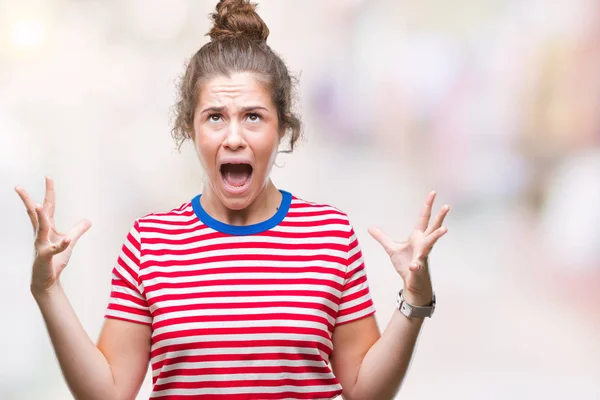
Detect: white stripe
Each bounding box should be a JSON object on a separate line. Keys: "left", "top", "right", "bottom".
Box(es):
{"left": 143, "top": 225, "right": 213, "bottom": 240}
{"left": 271, "top": 223, "right": 350, "bottom": 234}
{"left": 347, "top": 256, "right": 365, "bottom": 273}
{"left": 338, "top": 292, "right": 372, "bottom": 312}
{"left": 106, "top": 310, "right": 151, "bottom": 324}
{"left": 283, "top": 213, "right": 347, "bottom": 223}
{"left": 143, "top": 218, "right": 201, "bottom": 231}
{"left": 150, "top": 345, "right": 322, "bottom": 368}
{"left": 110, "top": 280, "right": 146, "bottom": 301}
{"left": 140, "top": 214, "right": 197, "bottom": 223}
{"left": 336, "top": 305, "right": 375, "bottom": 325}
{"left": 153, "top": 306, "right": 336, "bottom": 325}
{"left": 114, "top": 258, "right": 139, "bottom": 291}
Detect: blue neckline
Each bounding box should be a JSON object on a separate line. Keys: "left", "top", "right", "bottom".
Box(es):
{"left": 191, "top": 190, "right": 292, "bottom": 236}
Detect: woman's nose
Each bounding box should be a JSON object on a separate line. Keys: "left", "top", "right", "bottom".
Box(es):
{"left": 223, "top": 122, "right": 246, "bottom": 150}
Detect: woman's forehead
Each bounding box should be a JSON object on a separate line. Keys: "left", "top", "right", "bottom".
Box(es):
{"left": 198, "top": 73, "right": 272, "bottom": 107}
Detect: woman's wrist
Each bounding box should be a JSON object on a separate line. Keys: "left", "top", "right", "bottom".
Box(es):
{"left": 401, "top": 288, "right": 433, "bottom": 307}
{"left": 31, "top": 281, "right": 64, "bottom": 302}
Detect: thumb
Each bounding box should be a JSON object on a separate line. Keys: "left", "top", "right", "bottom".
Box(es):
{"left": 409, "top": 259, "right": 422, "bottom": 272}
{"left": 409, "top": 256, "right": 428, "bottom": 272}
{"left": 46, "top": 237, "right": 72, "bottom": 257}
{"left": 368, "top": 226, "right": 396, "bottom": 255}
{"left": 66, "top": 219, "right": 92, "bottom": 247}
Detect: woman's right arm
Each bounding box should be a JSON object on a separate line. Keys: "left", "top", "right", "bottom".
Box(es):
{"left": 17, "top": 177, "right": 150, "bottom": 400}
{"left": 34, "top": 285, "right": 151, "bottom": 400}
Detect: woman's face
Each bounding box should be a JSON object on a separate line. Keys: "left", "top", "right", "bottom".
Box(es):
{"left": 192, "top": 72, "right": 280, "bottom": 211}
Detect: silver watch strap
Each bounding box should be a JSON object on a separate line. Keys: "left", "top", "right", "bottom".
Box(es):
{"left": 396, "top": 289, "right": 436, "bottom": 318}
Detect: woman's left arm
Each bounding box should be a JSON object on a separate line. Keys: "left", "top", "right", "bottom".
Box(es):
{"left": 331, "top": 191, "right": 450, "bottom": 400}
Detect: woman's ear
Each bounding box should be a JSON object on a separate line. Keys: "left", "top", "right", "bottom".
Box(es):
{"left": 279, "top": 113, "right": 291, "bottom": 138}
{"left": 186, "top": 123, "right": 195, "bottom": 141}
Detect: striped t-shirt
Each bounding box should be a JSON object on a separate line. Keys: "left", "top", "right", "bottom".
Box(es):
{"left": 105, "top": 190, "right": 376, "bottom": 399}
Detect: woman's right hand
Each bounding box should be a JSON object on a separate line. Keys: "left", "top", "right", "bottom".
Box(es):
{"left": 15, "top": 176, "right": 91, "bottom": 296}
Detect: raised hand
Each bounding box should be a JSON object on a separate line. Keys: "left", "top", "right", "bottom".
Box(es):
{"left": 15, "top": 176, "right": 91, "bottom": 295}
{"left": 369, "top": 191, "right": 449, "bottom": 306}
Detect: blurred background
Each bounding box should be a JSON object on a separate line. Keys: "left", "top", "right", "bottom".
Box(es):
{"left": 2, "top": 0, "right": 599, "bottom": 398}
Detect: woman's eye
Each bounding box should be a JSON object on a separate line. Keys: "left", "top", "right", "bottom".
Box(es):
{"left": 208, "top": 114, "right": 222, "bottom": 122}
{"left": 246, "top": 113, "right": 261, "bottom": 123}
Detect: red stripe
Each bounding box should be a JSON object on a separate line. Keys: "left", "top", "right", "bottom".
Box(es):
{"left": 159, "top": 364, "right": 332, "bottom": 379}
{"left": 151, "top": 390, "right": 342, "bottom": 399}
{"left": 143, "top": 253, "right": 347, "bottom": 268}
{"left": 343, "top": 273, "right": 368, "bottom": 292}
{"left": 258, "top": 229, "right": 347, "bottom": 240}
{"left": 153, "top": 377, "right": 339, "bottom": 391}
{"left": 110, "top": 289, "right": 148, "bottom": 308}
{"left": 144, "top": 240, "right": 347, "bottom": 257}
{"left": 337, "top": 298, "right": 374, "bottom": 318}
{"left": 347, "top": 244, "right": 362, "bottom": 266}
{"left": 144, "top": 265, "right": 345, "bottom": 281}
{"left": 340, "top": 286, "right": 370, "bottom": 304}
{"left": 153, "top": 300, "right": 337, "bottom": 319}
{"left": 112, "top": 265, "right": 143, "bottom": 294}
{"left": 144, "top": 277, "right": 343, "bottom": 292}
{"left": 147, "top": 289, "right": 340, "bottom": 308}
{"left": 152, "top": 326, "right": 331, "bottom": 344}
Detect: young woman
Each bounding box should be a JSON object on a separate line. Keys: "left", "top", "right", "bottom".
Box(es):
{"left": 15, "top": 1, "right": 449, "bottom": 399}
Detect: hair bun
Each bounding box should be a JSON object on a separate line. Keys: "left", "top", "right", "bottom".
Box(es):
{"left": 208, "top": 0, "right": 269, "bottom": 42}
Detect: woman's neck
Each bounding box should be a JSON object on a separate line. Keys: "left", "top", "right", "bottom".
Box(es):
{"left": 200, "top": 180, "right": 282, "bottom": 227}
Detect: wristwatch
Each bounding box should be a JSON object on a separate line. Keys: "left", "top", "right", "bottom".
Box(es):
{"left": 396, "top": 289, "right": 436, "bottom": 318}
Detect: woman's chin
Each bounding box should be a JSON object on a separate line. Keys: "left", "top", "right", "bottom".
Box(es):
{"left": 220, "top": 196, "right": 252, "bottom": 211}
{"left": 218, "top": 183, "right": 255, "bottom": 211}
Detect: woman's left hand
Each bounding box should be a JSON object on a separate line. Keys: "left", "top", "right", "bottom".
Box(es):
{"left": 369, "top": 191, "right": 450, "bottom": 306}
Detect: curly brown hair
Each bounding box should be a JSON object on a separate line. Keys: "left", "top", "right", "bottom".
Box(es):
{"left": 171, "top": 0, "right": 302, "bottom": 152}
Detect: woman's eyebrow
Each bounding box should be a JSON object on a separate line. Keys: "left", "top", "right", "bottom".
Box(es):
{"left": 239, "top": 106, "right": 269, "bottom": 113}
{"left": 199, "top": 106, "right": 269, "bottom": 114}
{"left": 200, "top": 106, "right": 226, "bottom": 114}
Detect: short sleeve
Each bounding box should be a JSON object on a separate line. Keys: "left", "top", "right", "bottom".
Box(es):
{"left": 105, "top": 220, "right": 152, "bottom": 326}
{"left": 335, "top": 224, "right": 376, "bottom": 326}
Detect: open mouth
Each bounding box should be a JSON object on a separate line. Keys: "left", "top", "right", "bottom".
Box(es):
{"left": 220, "top": 163, "right": 253, "bottom": 190}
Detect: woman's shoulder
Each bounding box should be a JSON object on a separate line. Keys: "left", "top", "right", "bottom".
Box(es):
{"left": 288, "top": 192, "right": 353, "bottom": 225}
{"left": 135, "top": 199, "right": 196, "bottom": 226}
